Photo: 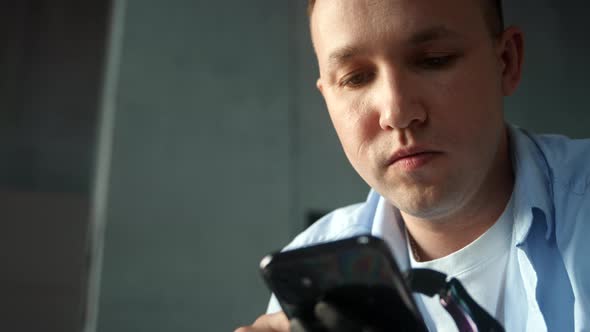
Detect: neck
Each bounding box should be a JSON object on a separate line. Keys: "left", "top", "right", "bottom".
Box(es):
{"left": 403, "top": 130, "right": 514, "bottom": 262}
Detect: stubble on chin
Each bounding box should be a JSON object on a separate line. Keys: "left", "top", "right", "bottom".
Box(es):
{"left": 382, "top": 181, "right": 464, "bottom": 222}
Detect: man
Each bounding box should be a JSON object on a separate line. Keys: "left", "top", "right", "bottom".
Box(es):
{"left": 236, "top": 0, "right": 590, "bottom": 330}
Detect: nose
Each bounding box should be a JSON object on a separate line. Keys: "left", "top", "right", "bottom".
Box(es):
{"left": 377, "top": 72, "right": 427, "bottom": 130}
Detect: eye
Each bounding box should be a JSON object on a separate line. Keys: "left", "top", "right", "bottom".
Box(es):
{"left": 340, "top": 71, "right": 375, "bottom": 88}
{"left": 418, "top": 54, "right": 458, "bottom": 70}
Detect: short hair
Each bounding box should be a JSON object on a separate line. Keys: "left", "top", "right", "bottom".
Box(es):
{"left": 307, "top": 0, "right": 505, "bottom": 37}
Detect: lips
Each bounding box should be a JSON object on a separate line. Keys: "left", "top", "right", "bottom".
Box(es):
{"left": 386, "top": 147, "right": 441, "bottom": 169}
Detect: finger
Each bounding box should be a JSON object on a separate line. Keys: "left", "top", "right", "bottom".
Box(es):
{"left": 315, "top": 302, "right": 365, "bottom": 332}
{"left": 252, "top": 311, "right": 290, "bottom": 331}
{"left": 289, "top": 318, "right": 308, "bottom": 332}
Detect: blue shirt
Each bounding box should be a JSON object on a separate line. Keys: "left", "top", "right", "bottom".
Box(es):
{"left": 267, "top": 126, "right": 590, "bottom": 331}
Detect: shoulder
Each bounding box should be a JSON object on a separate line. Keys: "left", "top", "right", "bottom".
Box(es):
{"left": 519, "top": 129, "right": 590, "bottom": 194}
{"left": 282, "top": 196, "right": 378, "bottom": 251}
{"left": 521, "top": 128, "right": 590, "bottom": 241}
{"left": 528, "top": 133, "right": 590, "bottom": 320}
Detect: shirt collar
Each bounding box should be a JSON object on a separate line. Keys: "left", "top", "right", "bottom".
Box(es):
{"left": 370, "top": 195, "right": 411, "bottom": 271}
{"left": 508, "top": 124, "right": 555, "bottom": 245}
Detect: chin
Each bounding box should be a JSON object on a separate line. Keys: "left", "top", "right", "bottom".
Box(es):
{"left": 386, "top": 186, "right": 454, "bottom": 219}
{"left": 398, "top": 201, "right": 440, "bottom": 219}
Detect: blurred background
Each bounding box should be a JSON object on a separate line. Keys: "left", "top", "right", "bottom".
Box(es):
{"left": 1, "top": 0, "right": 588, "bottom": 331}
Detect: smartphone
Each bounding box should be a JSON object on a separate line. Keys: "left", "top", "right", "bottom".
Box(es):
{"left": 260, "top": 235, "right": 427, "bottom": 331}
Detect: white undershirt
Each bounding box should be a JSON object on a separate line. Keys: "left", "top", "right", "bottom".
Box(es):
{"left": 409, "top": 195, "right": 514, "bottom": 332}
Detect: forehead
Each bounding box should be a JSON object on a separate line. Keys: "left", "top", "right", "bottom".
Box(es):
{"left": 311, "top": 0, "right": 488, "bottom": 64}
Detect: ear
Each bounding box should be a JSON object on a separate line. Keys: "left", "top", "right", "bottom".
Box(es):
{"left": 497, "top": 26, "right": 525, "bottom": 96}
{"left": 316, "top": 77, "right": 324, "bottom": 94}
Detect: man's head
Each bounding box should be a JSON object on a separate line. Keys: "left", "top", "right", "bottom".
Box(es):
{"left": 310, "top": 0, "right": 523, "bottom": 222}
{"left": 308, "top": 0, "right": 505, "bottom": 37}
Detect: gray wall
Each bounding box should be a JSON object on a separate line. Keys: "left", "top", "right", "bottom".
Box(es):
{"left": 0, "top": 2, "right": 112, "bottom": 331}
{"left": 504, "top": 1, "right": 590, "bottom": 137}
{"left": 96, "top": 1, "right": 590, "bottom": 332}
{"left": 97, "top": 1, "right": 293, "bottom": 331}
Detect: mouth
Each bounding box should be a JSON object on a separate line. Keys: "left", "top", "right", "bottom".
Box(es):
{"left": 387, "top": 148, "right": 442, "bottom": 171}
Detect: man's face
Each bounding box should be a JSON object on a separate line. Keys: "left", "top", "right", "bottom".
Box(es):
{"left": 313, "top": 0, "right": 514, "bottom": 220}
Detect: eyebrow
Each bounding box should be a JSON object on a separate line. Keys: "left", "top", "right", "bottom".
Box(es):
{"left": 326, "top": 25, "right": 464, "bottom": 69}
{"left": 327, "top": 45, "right": 364, "bottom": 68}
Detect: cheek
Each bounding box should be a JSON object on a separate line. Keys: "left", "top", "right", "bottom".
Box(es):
{"left": 428, "top": 69, "right": 505, "bottom": 167}
{"left": 327, "top": 95, "right": 380, "bottom": 167}
{"left": 430, "top": 63, "right": 503, "bottom": 133}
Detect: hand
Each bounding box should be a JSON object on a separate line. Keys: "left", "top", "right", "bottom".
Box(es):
{"left": 294, "top": 285, "right": 427, "bottom": 332}
{"left": 232, "top": 309, "right": 348, "bottom": 332}
{"left": 235, "top": 285, "right": 425, "bottom": 332}
{"left": 289, "top": 301, "right": 382, "bottom": 332}
{"left": 234, "top": 311, "right": 290, "bottom": 332}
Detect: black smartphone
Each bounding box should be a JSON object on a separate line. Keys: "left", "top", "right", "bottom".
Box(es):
{"left": 260, "top": 235, "right": 427, "bottom": 331}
